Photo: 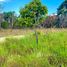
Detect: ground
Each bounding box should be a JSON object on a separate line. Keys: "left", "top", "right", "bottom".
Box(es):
{"left": 0, "top": 28, "right": 67, "bottom": 67}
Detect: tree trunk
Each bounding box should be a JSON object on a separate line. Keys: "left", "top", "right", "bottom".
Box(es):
{"left": 34, "top": 29, "right": 38, "bottom": 45}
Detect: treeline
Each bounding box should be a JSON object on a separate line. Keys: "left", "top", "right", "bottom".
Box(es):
{"left": 0, "top": 0, "right": 67, "bottom": 29}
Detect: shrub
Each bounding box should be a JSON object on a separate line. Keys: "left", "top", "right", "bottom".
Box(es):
{"left": 1, "top": 21, "right": 9, "bottom": 29}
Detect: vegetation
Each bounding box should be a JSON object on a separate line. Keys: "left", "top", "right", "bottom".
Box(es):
{"left": 0, "top": 0, "right": 48, "bottom": 28}
{"left": 0, "top": 0, "right": 67, "bottom": 28}
{"left": 1, "top": 21, "right": 9, "bottom": 29}
{"left": 57, "top": 0, "right": 67, "bottom": 27}
{"left": 41, "top": 15, "right": 57, "bottom": 28}
{"left": 0, "top": 0, "right": 67, "bottom": 67}
{"left": 3, "top": 11, "right": 17, "bottom": 28}
{"left": 0, "top": 29, "right": 67, "bottom": 67}
{"left": 18, "top": 0, "right": 48, "bottom": 28}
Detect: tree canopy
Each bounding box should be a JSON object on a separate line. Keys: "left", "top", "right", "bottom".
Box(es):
{"left": 19, "top": 0, "right": 48, "bottom": 27}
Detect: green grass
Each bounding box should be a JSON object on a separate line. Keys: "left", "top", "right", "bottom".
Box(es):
{"left": 0, "top": 29, "right": 67, "bottom": 67}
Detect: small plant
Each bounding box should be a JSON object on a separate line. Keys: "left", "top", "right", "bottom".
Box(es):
{"left": 1, "top": 21, "right": 9, "bottom": 29}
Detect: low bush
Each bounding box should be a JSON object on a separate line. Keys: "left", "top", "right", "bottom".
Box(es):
{"left": 1, "top": 21, "right": 9, "bottom": 29}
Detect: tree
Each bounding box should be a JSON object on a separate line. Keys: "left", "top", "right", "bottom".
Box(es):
{"left": 19, "top": 0, "right": 48, "bottom": 44}
{"left": 3, "top": 11, "right": 17, "bottom": 28}
{"left": 57, "top": 0, "right": 67, "bottom": 27}
{"left": 19, "top": 0, "right": 48, "bottom": 27}
{"left": 41, "top": 15, "right": 57, "bottom": 28}
{"left": 0, "top": 3, "right": 3, "bottom": 29}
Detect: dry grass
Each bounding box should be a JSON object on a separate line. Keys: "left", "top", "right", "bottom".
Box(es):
{"left": 0, "top": 29, "right": 32, "bottom": 37}
{"left": 0, "top": 28, "right": 67, "bottom": 37}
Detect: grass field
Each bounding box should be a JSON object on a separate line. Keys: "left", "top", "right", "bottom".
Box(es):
{"left": 0, "top": 29, "right": 67, "bottom": 67}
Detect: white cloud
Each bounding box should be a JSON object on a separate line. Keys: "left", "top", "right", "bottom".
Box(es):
{"left": 0, "top": 0, "right": 5, "bottom": 2}
{"left": 0, "top": 0, "right": 11, "bottom": 2}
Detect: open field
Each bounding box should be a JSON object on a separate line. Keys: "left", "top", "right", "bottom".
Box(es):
{"left": 0, "top": 29, "right": 32, "bottom": 37}
{"left": 0, "top": 28, "right": 67, "bottom": 67}
{"left": 0, "top": 28, "right": 67, "bottom": 37}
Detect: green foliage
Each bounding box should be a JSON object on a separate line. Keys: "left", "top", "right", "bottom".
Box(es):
{"left": 57, "top": 0, "right": 67, "bottom": 15}
{"left": 3, "top": 11, "right": 17, "bottom": 28}
{"left": 13, "top": 18, "right": 24, "bottom": 28}
{"left": 1, "top": 21, "right": 9, "bottom": 28}
{"left": 57, "top": 0, "right": 67, "bottom": 28}
{"left": 14, "top": 17, "right": 33, "bottom": 28}
{"left": 19, "top": 0, "right": 48, "bottom": 27}
{"left": 3, "top": 11, "right": 15, "bottom": 21}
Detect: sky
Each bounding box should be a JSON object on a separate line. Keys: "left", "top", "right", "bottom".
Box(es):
{"left": 0, "top": 0, "right": 64, "bottom": 15}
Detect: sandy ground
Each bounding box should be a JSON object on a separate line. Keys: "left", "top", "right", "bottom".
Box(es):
{"left": 0, "top": 35, "right": 25, "bottom": 42}
{"left": 0, "top": 29, "right": 32, "bottom": 37}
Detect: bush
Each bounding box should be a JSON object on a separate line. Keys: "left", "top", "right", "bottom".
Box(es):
{"left": 1, "top": 21, "right": 9, "bottom": 29}
{"left": 13, "top": 17, "right": 33, "bottom": 28}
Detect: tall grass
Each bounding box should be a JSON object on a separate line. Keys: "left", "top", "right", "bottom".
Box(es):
{"left": 0, "top": 29, "right": 67, "bottom": 67}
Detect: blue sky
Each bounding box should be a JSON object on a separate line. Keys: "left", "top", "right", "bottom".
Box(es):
{"left": 0, "top": 0, "right": 63, "bottom": 15}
